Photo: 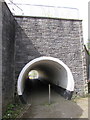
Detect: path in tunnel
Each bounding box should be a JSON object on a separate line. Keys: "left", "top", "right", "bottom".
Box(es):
{"left": 24, "top": 78, "right": 56, "bottom": 104}
{"left": 21, "top": 79, "right": 83, "bottom": 118}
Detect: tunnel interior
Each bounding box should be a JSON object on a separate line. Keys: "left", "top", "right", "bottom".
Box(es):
{"left": 17, "top": 57, "right": 74, "bottom": 103}
{"left": 26, "top": 60, "right": 68, "bottom": 87}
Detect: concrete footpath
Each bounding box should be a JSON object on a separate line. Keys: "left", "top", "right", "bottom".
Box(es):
{"left": 18, "top": 83, "right": 88, "bottom": 118}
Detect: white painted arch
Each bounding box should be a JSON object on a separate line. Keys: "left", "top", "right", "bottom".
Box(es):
{"left": 17, "top": 56, "right": 74, "bottom": 95}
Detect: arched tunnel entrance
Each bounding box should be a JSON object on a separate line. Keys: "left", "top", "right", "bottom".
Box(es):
{"left": 17, "top": 56, "right": 74, "bottom": 103}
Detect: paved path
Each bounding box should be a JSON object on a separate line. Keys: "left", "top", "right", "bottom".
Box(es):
{"left": 20, "top": 80, "right": 88, "bottom": 118}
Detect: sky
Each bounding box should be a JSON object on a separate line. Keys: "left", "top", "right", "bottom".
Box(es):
{"left": 5, "top": 0, "right": 89, "bottom": 46}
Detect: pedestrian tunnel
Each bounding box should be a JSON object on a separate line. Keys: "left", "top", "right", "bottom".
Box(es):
{"left": 17, "top": 56, "right": 74, "bottom": 103}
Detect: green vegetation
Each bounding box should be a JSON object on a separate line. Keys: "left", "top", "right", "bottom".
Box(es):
{"left": 72, "top": 93, "right": 90, "bottom": 102}
{"left": 2, "top": 103, "right": 24, "bottom": 119}
{"left": 87, "top": 40, "right": 90, "bottom": 55}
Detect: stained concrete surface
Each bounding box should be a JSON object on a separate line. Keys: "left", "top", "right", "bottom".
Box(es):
{"left": 20, "top": 79, "right": 88, "bottom": 118}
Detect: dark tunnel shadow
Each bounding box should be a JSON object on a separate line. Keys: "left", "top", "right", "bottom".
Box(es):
{"left": 15, "top": 19, "right": 43, "bottom": 96}
{"left": 23, "top": 78, "right": 71, "bottom": 103}
{"left": 15, "top": 19, "right": 42, "bottom": 69}
{"left": 23, "top": 78, "right": 50, "bottom": 103}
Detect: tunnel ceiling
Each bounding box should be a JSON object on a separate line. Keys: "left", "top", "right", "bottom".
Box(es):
{"left": 17, "top": 56, "right": 74, "bottom": 95}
